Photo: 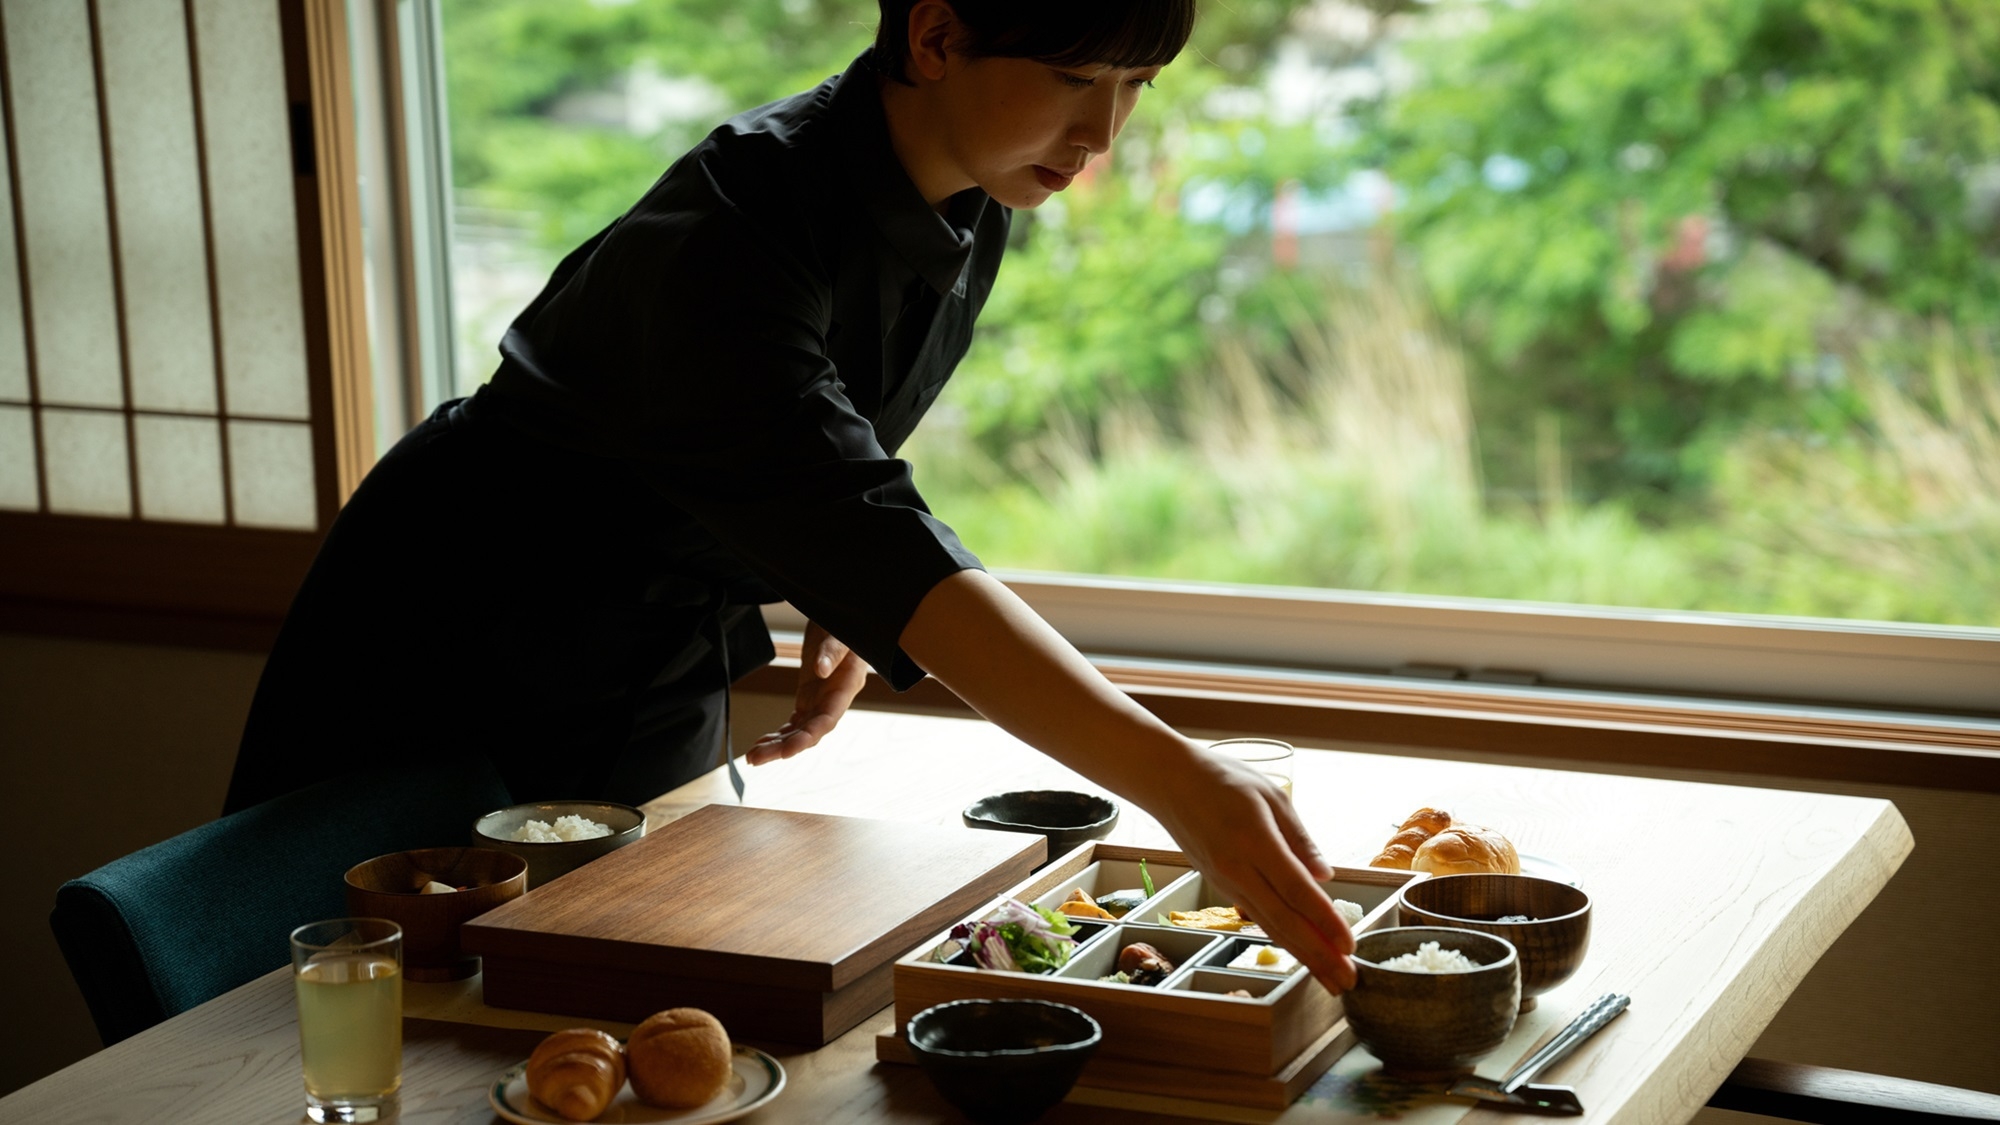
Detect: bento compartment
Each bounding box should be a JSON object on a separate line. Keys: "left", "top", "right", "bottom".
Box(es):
{"left": 1032, "top": 858, "right": 1193, "bottom": 923}
{"left": 1167, "top": 968, "right": 1286, "bottom": 1001}
{"left": 1197, "top": 935, "right": 1306, "bottom": 977}
{"left": 938, "top": 899, "right": 1110, "bottom": 974}
{"left": 1146, "top": 874, "right": 1266, "bottom": 935}
{"left": 1150, "top": 872, "right": 1397, "bottom": 937}
{"left": 1320, "top": 875, "right": 1404, "bottom": 929}
{"left": 1056, "top": 923, "right": 1220, "bottom": 987}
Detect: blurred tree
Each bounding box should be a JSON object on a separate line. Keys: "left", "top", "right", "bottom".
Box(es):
{"left": 1351, "top": 0, "right": 2000, "bottom": 512}
{"left": 438, "top": 0, "right": 1332, "bottom": 448}
{"left": 440, "top": 0, "right": 877, "bottom": 245}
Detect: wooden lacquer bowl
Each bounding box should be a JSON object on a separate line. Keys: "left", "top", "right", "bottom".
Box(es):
{"left": 344, "top": 847, "right": 526, "bottom": 981}
{"left": 1397, "top": 873, "right": 1591, "bottom": 1012}
{"left": 1345, "top": 926, "right": 1520, "bottom": 1081}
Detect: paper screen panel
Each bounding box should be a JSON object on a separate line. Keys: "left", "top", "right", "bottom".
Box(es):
{"left": 0, "top": 405, "right": 35, "bottom": 509}
{"left": 99, "top": 0, "right": 218, "bottom": 414}
{"left": 0, "top": 91, "right": 26, "bottom": 402}
{"left": 134, "top": 413, "right": 226, "bottom": 523}
{"left": 42, "top": 408, "right": 132, "bottom": 517}
{"left": 227, "top": 418, "right": 314, "bottom": 528}
{"left": 0, "top": 0, "right": 124, "bottom": 409}
{"left": 193, "top": 0, "right": 309, "bottom": 420}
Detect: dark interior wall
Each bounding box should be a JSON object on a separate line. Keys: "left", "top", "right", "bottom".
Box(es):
{"left": 3, "top": 630, "right": 1993, "bottom": 1111}
{"left": 0, "top": 633, "right": 263, "bottom": 1096}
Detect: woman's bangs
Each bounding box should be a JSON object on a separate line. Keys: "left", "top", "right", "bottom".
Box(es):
{"left": 981, "top": 3, "right": 1195, "bottom": 71}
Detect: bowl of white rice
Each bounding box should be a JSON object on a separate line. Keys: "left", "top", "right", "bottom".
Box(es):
{"left": 1343, "top": 926, "right": 1521, "bottom": 1079}
{"left": 472, "top": 800, "right": 646, "bottom": 889}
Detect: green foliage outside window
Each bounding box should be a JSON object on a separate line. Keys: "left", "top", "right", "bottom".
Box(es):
{"left": 1354, "top": 0, "right": 2000, "bottom": 513}
{"left": 438, "top": 0, "right": 2000, "bottom": 626}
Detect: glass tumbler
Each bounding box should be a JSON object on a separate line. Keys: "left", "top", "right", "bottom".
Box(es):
{"left": 291, "top": 918, "right": 403, "bottom": 1123}
{"left": 1210, "top": 737, "right": 1296, "bottom": 798}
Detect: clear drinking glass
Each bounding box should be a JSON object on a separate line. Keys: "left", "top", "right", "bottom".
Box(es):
{"left": 1210, "top": 737, "right": 1296, "bottom": 798}
{"left": 291, "top": 918, "right": 403, "bottom": 1124}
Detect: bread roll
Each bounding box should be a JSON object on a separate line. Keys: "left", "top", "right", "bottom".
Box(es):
{"left": 1411, "top": 824, "right": 1520, "bottom": 876}
{"left": 525, "top": 1028, "right": 626, "bottom": 1122}
{"left": 627, "top": 1008, "right": 733, "bottom": 1109}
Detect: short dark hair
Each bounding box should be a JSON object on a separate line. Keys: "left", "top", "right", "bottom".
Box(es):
{"left": 872, "top": 1, "right": 1196, "bottom": 85}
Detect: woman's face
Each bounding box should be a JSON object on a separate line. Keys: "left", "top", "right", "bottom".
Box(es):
{"left": 933, "top": 55, "right": 1162, "bottom": 209}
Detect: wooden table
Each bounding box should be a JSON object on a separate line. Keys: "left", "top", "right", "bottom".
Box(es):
{"left": 0, "top": 710, "right": 1911, "bottom": 1124}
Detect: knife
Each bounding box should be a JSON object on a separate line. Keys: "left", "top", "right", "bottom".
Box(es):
{"left": 1448, "top": 992, "right": 1631, "bottom": 1115}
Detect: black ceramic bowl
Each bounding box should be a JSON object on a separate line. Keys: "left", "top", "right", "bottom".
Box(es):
{"left": 907, "top": 999, "right": 1102, "bottom": 1125}
{"left": 962, "top": 791, "right": 1119, "bottom": 864}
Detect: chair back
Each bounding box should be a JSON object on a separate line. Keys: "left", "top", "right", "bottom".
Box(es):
{"left": 50, "top": 754, "right": 512, "bottom": 1046}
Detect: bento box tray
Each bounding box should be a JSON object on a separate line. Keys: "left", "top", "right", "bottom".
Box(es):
{"left": 461, "top": 804, "right": 1044, "bottom": 1045}
{"left": 875, "top": 841, "right": 1421, "bottom": 1109}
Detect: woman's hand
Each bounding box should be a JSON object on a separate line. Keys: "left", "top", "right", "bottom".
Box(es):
{"left": 1143, "top": 749, "right": 1358, "bottom": 993}
{"left": 746, "top": 621, "right": 870, "bottom": 764}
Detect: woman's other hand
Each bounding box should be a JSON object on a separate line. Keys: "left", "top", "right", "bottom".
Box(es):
{"left": 747, "top": 620, "right": 870, "bottom": 764}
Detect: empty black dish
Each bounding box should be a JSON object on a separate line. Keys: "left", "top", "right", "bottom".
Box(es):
{"left": 962, "top": 790, "right": 1119, "bottom": 864}
{"left": 907, "top": 999, "right": 1102, "bottom": 1124}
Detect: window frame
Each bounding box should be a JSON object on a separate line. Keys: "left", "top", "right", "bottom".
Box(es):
{"left": 761, "top": 572, "right": 2000, "bottom": 716}
{"left": 10, "top": 0, "right": 1993, "bottom": 792}
{"left": 393, "top": 0, "right": 1997, "bottom": 727}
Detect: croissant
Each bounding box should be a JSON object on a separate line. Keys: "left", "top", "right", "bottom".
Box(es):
{"left": 1371, "top": 807, "right": 1453, "bottom": 869}
{"left": 1399, "top": 807, "right": 1453, "bottom": 835}
{"left": 526, "top": 1028, "right": 627, "bottom": 1122}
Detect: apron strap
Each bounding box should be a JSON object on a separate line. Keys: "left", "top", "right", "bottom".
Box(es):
{"left": 706, "top": 605, "right": 747, "bottom": 802}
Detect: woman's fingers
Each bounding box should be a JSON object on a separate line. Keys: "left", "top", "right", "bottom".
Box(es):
{"left": 794, "top": 622, "right": 840, "bottom": 713}
{"left": 748, "top": 627, "right": 870, "bottom": 765}
{"left": 814, "top": 633, "right": 851, "bottom": 678}
{"left": 1153, "top": 757, "right": 1355, "bottom": 993}
{"left": 1206, "top": 826, "right": 1356, "bottom": 992}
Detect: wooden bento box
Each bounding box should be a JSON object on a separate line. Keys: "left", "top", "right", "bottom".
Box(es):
{"left": 461, "top": 804, "right": 1044, "bottom": 1046}
{"left": 875, "top": 842, "right": 1422, "bottom": 1109}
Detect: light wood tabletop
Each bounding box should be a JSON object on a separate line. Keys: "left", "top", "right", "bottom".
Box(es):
{"left": 0, "top": 709, "right": 1911, "bottom": 1125}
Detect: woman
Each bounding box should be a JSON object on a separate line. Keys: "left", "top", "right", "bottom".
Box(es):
{"left": 228, "top": 0, "right": 1358, "bottom": 991}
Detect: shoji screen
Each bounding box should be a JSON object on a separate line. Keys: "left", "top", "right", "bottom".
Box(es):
{"left": 1, "top": 0, "right": 319, "bottom": 530}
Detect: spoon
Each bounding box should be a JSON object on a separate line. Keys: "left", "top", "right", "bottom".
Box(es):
{"left": 1448, "top": 992, "right": 1631, "bottom": 1115}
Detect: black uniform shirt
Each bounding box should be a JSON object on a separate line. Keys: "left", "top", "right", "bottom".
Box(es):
{"left": 477, "top": 51, "right": 1005, "bottom": 690}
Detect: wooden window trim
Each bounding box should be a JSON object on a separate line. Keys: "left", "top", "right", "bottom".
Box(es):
{"left": 743, "top": 635, "right": 2000, "bottom": 793}
{"left": 287, "top": 0, "right": 374, "bottom": 523}
{"left": 764, "top": 575, "right": 2000, "bottom": 716}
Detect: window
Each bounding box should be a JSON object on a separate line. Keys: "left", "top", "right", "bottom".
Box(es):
{"left": 0, "top": 0, "right": 370, "bottom": 644}
{"left": 403, "top": 0, "right": 1995, "bottom": 717}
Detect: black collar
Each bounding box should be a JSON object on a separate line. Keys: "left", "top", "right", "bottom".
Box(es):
{"left": 832, "top": 51, "right": 988, "bottom": 296}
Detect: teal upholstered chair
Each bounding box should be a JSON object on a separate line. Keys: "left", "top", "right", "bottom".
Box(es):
{"left": 49, "top": 754, "right": 512, "bottom": 1046}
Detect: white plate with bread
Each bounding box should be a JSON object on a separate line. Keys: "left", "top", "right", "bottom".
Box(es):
{"left": 491, "top": 1044, "right": 783, "bottom": 1125}
{"left": 491, "top": 1011, "right": 785, "bottom": 1125}
{"left": 1369, "top": 807, "right": 1581, "bottom": 886}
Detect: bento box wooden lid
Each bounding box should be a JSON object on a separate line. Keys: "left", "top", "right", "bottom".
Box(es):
{"left": 460, "top": 804, "right": 1044, "bottom": 992}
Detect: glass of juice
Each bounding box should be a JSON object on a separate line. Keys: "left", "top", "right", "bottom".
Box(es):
{"left": 1210, "top": 737, "right": 1295, "bottom": 798}
{"left": 290, "top": 918, "right": 403, "bottom": 1124}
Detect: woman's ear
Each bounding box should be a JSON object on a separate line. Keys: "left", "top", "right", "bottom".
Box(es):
{"left": 905, "top": 0, "right": 959, "bottom": 83}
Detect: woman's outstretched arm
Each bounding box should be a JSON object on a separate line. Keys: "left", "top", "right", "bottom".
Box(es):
{"left": 897, "top": 569, "right": 1358, "bottom": 993}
